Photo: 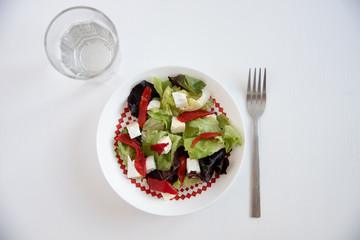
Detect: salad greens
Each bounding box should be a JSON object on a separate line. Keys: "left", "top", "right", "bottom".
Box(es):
{"left": 116, "top": 129, "right": 136, "bottom": 165}
{"left": 216, "top": 114, "right": 242, "bottom": 153}
{"left": 184, "top": 137, "right": 223, "bottom": 159}
{"left": 160, "top": 86, "right": 179, "bottom": 116}
{"left": 169, "top": 74, "right": 206, "bottom": 94}
{"left": 173, "top": 176, "right": 203, "bottom": 189}
{"left": 147, "top": 109, "right": 171, "bottom": 130}
{"left": 116, "top": 74, "right": 242, "bottom": 198}
{"left": 199, "top": 149, "right": 227, "bottom": 182}
{"left": 182, "top": 116, "right": 225, "bottom": 158}
{"left": 141, "top": 130, "right": 183, "bottom": 171}
{"left": 153, "top": 77, "right": 172, "bottom": 98}
{"left": 184, "top": 117, "right": 222, "bottom": 138}
{"left": 217, "top": 114, "right": 231, "bottom": 129}
{"left": 223, "top": 125, "right": 242, "bottom": 153}
{"left": 142, "top": 118, "right": 165, "bottom": 131}
{"left": 116, "top": 141, "right": 136, "bottom": 166}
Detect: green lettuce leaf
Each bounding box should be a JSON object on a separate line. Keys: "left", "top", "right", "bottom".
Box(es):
{"left": 184, "top": 136, "right": 223, "bottom": 159}
{"left": 153, "top": 77, "right": 163, "bottom": 97}
{"left": 184, "top": 75, "right": 206, "bottom": 94}
{"left": 160, "top": 86, "right": 179, "bottom": 116}
{"left": 217, "top": 114, "right": 231, "bottom": 129}
{"left": 147, "top": 108, "right": 171, "bottom": 131}
{"left": 142, "top": 118, "right": 165, "bottom": 131}
{"left": 115, "top": 129, "right": 135, "bottom": 166}
{"left": 172, "top": 176, "right": 203, "bottom": 189}
{"left": 116, "top": 141, "right": 136, "bottom": 166}
{"left": 172, "top": 179, "right": 181, "bottom": 189}
{"left": 183, "top": 176, "right": 203, "bottom": 187}
{"left": 183, "top": 126, "right": 199, "bottom": 139}
{"left": 184, "top": 117, "right": 222, "bottom": 138}
{"left": 223, "top": 125, "right": 242, "bottom": 152}
{"left": 141, "top": 130, "right": 183, "bottom": 171}
{"left": 142, "top": 129, "right": 166, "bottom": 144}
{"left": 214, "top": 114, "right": 242, "bottom": 152}
{"left": 153, "top": 77, "right": 172, "bottom": 98}
{"left": 163, "top": 80, "right": 172, "bottom": 92}
{"left": 169, "top": 74, "right": 206, "bottom": 94}
{"left": 183, "top": 117, "right": 224, "bottom": 159}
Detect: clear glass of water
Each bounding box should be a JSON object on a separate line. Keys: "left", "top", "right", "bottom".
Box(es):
{"left": 44, "top": 6, "right": 120, "bottom": 81}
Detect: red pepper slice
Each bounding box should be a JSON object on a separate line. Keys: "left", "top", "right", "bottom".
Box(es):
{"left": 177, "top": 156, "right": 187, "bottom": 188}
{"left": 115, "top": 133, "right": 147, "bottom": 177}
{"left": 147, "top": 177, "right": 179, "bottom": 195}
{"left": 177, "top": 110, "right": 213, "bottom": 122}
{"left": 138, "top": 86, "right": 152, "bottom": 128}
{"left": 191, "top": 132, "right": 222, "bottom": 148}
{"left": 150, "top": 143, "right": 169, "bottom": 155}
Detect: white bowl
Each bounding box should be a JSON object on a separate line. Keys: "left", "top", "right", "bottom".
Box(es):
{"left": 96, "top": 66, "right": 245, "bottom": 216}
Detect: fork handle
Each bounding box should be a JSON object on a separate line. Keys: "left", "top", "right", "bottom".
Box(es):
{"left": 252, "top": 119, "right": 261, "bottom": 218}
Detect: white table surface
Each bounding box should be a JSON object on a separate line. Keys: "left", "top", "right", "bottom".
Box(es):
{"left": 1, "top": 0, "right": 360, "bottom": 239}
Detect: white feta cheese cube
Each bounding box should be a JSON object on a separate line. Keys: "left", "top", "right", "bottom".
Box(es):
{"left": 172, "top": 92, "right": 188, "bottom": 108}
{"left": 186, "top": 158, "right": 201, "bottom": 174}
{"left": 161, "top": 193, "right": 176, "bottom": 201}
{"left": 146, "top": 155, "right": 156, "bottom": 173}
{"left": 147, "top": 99, "right": 160, "bottom": 111}
{"left": 126, "top": 122, "right": 141, "bottom": 139}
{"left": 157, "top": 136, "right": 172, "bottom": 154}
{"left": 171, "top": 117, "right": 186, "bottom": 133}
{"left": 127, "top": 156, "right": 142, "bottom": 178}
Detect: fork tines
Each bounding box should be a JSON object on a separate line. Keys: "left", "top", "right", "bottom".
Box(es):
{"left": 247, "top": 68, "right": 266, "bottom": 104}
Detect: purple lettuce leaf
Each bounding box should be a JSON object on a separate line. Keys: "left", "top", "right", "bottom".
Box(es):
{"left": 199, "top": 149, "right": 227, "bottom": 182}
{"left": 215, "top": 157, "right": 229, "bottom": 175}
{"left": 127, "top": 80, "right": 159, "bottom": 118}
{"left": 146, "top": 146, "right": 187, "bottom": 184}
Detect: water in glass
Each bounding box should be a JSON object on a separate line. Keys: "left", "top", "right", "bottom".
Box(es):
{"left": 60, "top": 22, "right": 116, "bottom": 78}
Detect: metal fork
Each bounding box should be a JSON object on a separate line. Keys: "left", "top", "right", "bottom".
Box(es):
{"left": 247, "top": 68, "right": 266, "bottom": 218}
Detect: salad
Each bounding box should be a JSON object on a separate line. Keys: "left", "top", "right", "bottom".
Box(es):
{"left": 115, "top": 74, "right": 242, "bottom": 200}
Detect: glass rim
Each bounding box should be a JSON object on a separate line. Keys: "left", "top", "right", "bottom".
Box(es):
{"left": 44, "top": 6, "right": 120, "bottom": 80}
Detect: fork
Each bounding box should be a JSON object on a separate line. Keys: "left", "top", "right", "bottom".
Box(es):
{"left": 247, "top": 68, "right": 266, "bottom": 218}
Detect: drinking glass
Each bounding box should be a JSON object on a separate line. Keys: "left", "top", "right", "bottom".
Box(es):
{"left": 44, "top": 6, "right": 120, "bottom": 81}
